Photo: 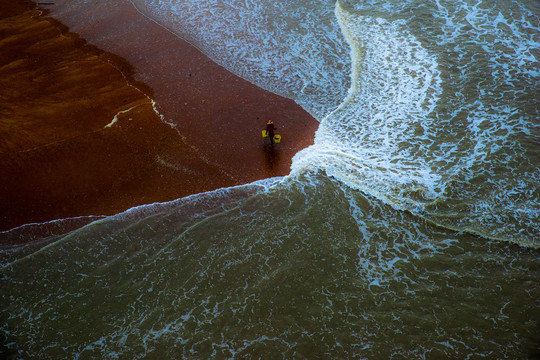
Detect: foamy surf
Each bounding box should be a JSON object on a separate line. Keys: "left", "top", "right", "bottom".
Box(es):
{"left": 129, "top": 0, "right": 539, "bottom": 246}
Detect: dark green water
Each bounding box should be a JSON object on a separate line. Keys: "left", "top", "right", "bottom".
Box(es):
{"left": 2, "top": 174, "right": 539, "bottom": 358}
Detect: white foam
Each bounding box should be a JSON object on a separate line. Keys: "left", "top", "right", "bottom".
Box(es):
{"left": 293, "top": 2, "right": 443, "bottom": 212}
{"left": 125, "top": 0, "right": 538, "bottom": 244}
{"left": 104, "top": 104, "right": 141, "bottom": 128}
{"left": 132, "top": 0, "right": 351, "bottom": 118}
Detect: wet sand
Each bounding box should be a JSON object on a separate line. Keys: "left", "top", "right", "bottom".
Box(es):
{"left": 0, "top": 0, "right": 319, "bottom": 231}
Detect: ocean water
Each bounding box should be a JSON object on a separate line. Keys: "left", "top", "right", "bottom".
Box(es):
{"left": 2, "top": 0, "right": 539, "bottom": 358}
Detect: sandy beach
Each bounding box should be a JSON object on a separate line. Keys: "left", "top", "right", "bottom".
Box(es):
{"left": 0, "top": 0, "right": 319, "bottom": 231}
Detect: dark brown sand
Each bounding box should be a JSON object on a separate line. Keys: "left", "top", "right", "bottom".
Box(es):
{"left": 0, "top": 0, "right": 319, "bottom": 232}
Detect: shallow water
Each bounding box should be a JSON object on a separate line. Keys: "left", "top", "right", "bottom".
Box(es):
{"left": 2, "top": 0, "right": 539, "bottom": 358}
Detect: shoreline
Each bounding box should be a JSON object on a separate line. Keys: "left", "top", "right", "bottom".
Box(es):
{"left": 0, "top": 0, "right": 319, "bottom": 232}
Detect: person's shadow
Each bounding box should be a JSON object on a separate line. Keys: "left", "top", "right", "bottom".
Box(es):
{"left": 262, "top": 143, "right": 281, "bottom": 176}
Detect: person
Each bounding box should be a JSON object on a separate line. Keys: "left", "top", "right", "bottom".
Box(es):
{"left": 266, "top": 120, "right": 277, "bottom": 146}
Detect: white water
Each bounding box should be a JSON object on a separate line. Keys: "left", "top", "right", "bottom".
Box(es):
{"left": 127, "top": 0, "right": 540, "bottom": 245}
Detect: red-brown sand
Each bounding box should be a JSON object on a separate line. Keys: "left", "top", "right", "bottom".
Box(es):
{"left": 0, "top": 0, "right": 319, "bottom": 232}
